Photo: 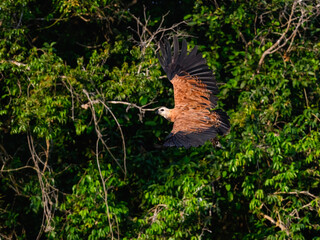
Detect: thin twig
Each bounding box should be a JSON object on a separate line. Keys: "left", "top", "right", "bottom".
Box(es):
{"left": 303, "top": 88, "right": 309, "bottom": 108}
{"left": 312, "top": 113, "right": 320, "bottom": 122}
{"left": 0, "top": 165, "right": 37, "bottom": 172}
{"left": 128, "top": 7, "right": 188, "bottom": 55}
{"left": 99, "top": 100, "right": 127, "bottom": 176}
{"left": 83, "top": 89, "right": 127, "bottom": 239}
{"left": 257, "top": 0, "right": 319, "bottom": 72}
{"left": 257, "top": 0, "right": 298, "bottom": 72}
{"left": 260, "top": 213, "right": 290, "bottom": 236}
{"left": 82, "top": 89, "right": 126, "bottom": 175}
{"left": 27, "top": 133, "right": 57, "bottom": 239}
{"left": 81, "top": 99, "right": 159, "bottom": 123}
{"left": 95, "top": 138, "right": 115, "bottom": 239}
{"left": 273, "top": 190, "right": 317, "bottom": 199}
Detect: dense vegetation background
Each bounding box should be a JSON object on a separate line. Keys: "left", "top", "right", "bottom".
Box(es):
{"left": 1, "top": 0, "right": 320, "bottom": 239}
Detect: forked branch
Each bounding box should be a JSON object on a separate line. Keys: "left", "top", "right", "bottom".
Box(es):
{"left": 257, "top": 0, "right": 320, "bottom": 72}
{"left": 128, "top": 6, "right": 188, "bottom": 55}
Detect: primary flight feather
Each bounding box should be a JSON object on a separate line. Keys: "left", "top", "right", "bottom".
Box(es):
{"left": 156, "top": 36, "right": 230, "bottom": 148}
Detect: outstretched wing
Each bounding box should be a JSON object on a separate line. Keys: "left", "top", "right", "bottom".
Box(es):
{"left": 157, "top": 36, "right": 230, "bottom": 148}
{"left": 157, "top": 36, "right": 219, "bottom": 98}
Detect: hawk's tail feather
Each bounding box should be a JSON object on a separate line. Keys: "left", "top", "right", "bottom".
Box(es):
{"left": 213, "top": 109, "right": 230, "bottom": 135}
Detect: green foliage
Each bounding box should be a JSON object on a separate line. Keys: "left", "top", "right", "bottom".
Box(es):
{"left": 134, "top": 154, "right": 214, "bottom": 239}
{"left": 49, "top": 163, "right": 128, "bottom": 239}
{"left": 1, "top": 0, "right": 320, "bottom": 239}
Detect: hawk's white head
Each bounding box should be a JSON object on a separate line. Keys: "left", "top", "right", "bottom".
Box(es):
{"left": 156, "top": 107, "right": 171, "bottom": 120}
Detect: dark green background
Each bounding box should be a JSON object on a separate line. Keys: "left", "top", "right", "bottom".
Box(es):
{"left": 0, "top": 0, "right": 320, "bottom": 239}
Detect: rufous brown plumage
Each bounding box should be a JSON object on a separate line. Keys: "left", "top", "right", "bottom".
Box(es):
{"left": 157, "top": 36, "right": 230, "bottom": 148}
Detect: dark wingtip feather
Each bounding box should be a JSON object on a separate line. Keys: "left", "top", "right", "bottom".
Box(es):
{"left": 173, "top": 36, "right": 179, "bottom": 63}
{"left": 157, "top": 37, "right": 218, "bottom": 93}
{"left": 214, "top": 109, "right": 230, "bottom": 135}
{"left": 164, "top": 130, "right": 212, "bottom": 148}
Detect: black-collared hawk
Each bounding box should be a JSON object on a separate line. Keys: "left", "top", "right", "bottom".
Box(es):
{"left": 156, "top": 36, "right": 230, "bottom": 148}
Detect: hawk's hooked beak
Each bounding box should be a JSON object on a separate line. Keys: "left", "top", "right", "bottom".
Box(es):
{"left": 155, "top": 109, "right": 159, "bottom": 115}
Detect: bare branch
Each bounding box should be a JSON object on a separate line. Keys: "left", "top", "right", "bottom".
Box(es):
{"left": 147, "top": 204, "right": 168, "bottom": 223}
{"left": 260, "top": 213, "right": 290, "bottom": 236}
{"left": 312, "top": 113, "right": 320, "bottom": 122}
{"left": 257, "top": 0, "right": 298, "bottom": 72}
{"left": 128, "top": 7, "right": 188, "bottom": 55}
{"left": 257, "top": 0, "right": 320, "bottom": 72}
{"left": 95, "top": 137, "right": 116, "bottom": 240}
{"left": 82, "top": 89, "right": 127, "bottom": 239}
{"left": 82, "top": 89, "right": 127, "bottom": 176}
{"left": 273, "top": 190, "right": 318, "bottom": 199}
{"left": 81, "top": 99, "right": 159, "bottom": 123}
{"left": 26, "top": 133, "right": 58, "bottom": 239}
{"left": 1, "top": 165, "right": 38, "bottom": 172}
{"left": 0, "top": 60, "right": 30, "bottom": 70}
{"left": 61, "top": 76, "right": 80, "bottom": 121}
{"left": 98, "top": 100, "right": 127, "bottom": 175}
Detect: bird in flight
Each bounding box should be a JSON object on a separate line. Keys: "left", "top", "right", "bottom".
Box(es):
{"left": 156, "top": 36, "right": 230, "bottom": 148}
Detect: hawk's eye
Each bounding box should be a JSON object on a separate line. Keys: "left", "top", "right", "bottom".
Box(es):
{"left": 160, "top": 109, "right": 164, "bottom": 112}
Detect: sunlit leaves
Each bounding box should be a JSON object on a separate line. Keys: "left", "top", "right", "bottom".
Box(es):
{"left": 50, "top": 163, "right": 128, "bottom": 239}
{"left": 1, "top": 0, "right": 320, "bottom": 239}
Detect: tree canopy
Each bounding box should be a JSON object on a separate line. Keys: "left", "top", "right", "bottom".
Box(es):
{"left": 1, "top": 0, "right": 320, "bottom": 239}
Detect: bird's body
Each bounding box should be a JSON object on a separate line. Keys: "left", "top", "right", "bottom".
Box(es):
{"left": 157, "top": 36, "right": 230, "bottom": 148}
